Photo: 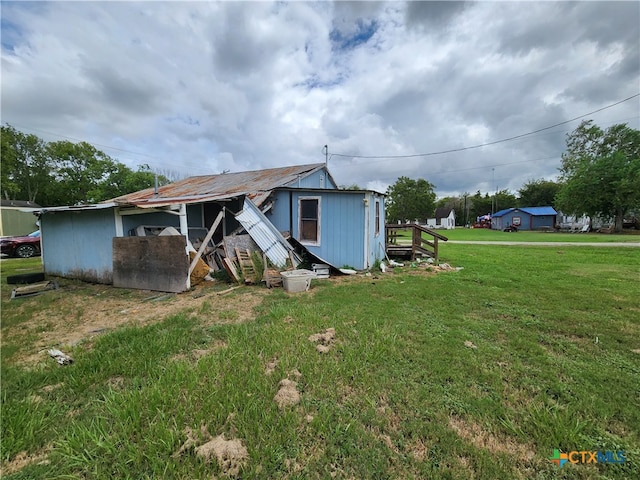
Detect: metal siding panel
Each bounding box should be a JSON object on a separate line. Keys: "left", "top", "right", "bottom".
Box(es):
{"left": 0, "top": 208, "right": 39, "bottom": 236}
{"left": 235, "top": 198, "right": 295, "bottom": 268}
{"left": 532, "top": 215, "right": 554, "bottom": 229}
{"left": 41, "top": 209, "right": 116, "bottom": 283}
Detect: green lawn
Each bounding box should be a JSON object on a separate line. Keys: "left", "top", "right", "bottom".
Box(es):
{"left": 1, "top": 244, "right": 639, "bottom": 479}
{"left": 397, "top": 227, "right": 640, "bottom": 243}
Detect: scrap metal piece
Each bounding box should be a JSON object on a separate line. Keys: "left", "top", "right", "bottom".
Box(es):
{"left": 48, "top": 348, "right": 73, "bottom": 365}
{"left": 10, "top": 281, "right": 59, "bottom": 300}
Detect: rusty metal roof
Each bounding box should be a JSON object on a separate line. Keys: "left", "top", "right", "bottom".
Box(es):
{"left": 110, "top": 163, "right": 326, "bottom": 208}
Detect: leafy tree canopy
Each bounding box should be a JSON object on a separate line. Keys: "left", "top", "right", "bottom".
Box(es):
{"left": 556, "top": 120, "right": 640, "bottom": 232}
{"left": 1, "top": 124, "right": 169, "bottom": 207}
{"left": 385, "top": 176, "right": 436, "bottom": 223}
{"left": 517, "top": 179, "right": 561, "bottom": 208}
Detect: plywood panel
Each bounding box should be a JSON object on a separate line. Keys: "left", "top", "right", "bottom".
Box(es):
{"left": 113, "top": 236, "right": 189, "bottom": 292}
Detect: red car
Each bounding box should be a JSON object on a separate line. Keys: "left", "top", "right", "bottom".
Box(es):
{"left": 0, "top": 230, "right": 41, "bottom": 258}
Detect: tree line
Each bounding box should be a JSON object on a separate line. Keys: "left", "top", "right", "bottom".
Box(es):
{"left": 1, "top": 124, "right": 173, "bottom": 207}
{"left": 385, "top": 120, "right": 639, "bottom": 232}
{"left": 3, "top": 121, "right": 638, "bottom": 231}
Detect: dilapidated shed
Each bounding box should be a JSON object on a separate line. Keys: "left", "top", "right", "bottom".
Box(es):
{"left": 36, "top": 163, "right": 386, "bottom": 292}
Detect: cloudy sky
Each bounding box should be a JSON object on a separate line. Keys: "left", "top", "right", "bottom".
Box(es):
{"left": 2, "top": 1, "right": 638, "bottom": 197}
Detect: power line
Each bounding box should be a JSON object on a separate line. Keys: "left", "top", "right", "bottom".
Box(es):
{"left": 3, "top": 122, "right": 158, "bottom": 160}
{"left": 330, "top": 93, "right": 640, "bottom": 160}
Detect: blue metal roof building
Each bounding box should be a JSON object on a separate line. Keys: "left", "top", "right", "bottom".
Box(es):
{"left": 492, "top": 206, "right": 557, "bottom": 231}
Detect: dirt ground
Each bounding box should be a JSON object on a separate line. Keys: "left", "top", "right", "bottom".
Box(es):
{"left": 2, "top": 279, "right": 269, "bottom": 368}
{"left": 3, "top": 265, "right": 446, "bottom": 368}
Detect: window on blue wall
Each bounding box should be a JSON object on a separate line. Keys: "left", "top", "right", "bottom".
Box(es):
{"left": 375, "top": 199, "right": 380, "bottom": 236}
{"left": 299, "top": 197, "right": 320, "bottom": 245}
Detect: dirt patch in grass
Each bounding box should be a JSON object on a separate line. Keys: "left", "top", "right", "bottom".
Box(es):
{"left": 448, "top": 416, "right": 534, "bottom": 463}
{"left": 171, "top": 340, "right": 228, "bottom": 363}
{"left": 308, "top": 327, "right": 336, "bottom": 353}
{"left": 406, "top": 437, "right": 428, "bottom": 461}
{"left": 106, "top": 376, "right": 126, "bottom": 390}
{"left": 0, "top": 446, "right": 51, "bottom": 476}
{"left": 265, "top": 356, "right": 278, "bottom": 375}
{"left": 274, "top": 379, "right": 301, "bottom": 409}
{"left": 174, "top": 425, "right": 248, "bottom": 477}
{"left": 195, "top": 435, "right": 248, "bottom": 477}
{"left": 3, "top": 282, "right": 266, "bottom": 368}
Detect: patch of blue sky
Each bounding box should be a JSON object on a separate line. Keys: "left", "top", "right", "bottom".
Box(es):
{"left": 1, "top": 18, "right": 23, "bottom": 53}
{"left": 329, "top": 19, "right": 378, "bottom": 52}
{"left": 300, "top": 75, "right": 344, "bottom": 90}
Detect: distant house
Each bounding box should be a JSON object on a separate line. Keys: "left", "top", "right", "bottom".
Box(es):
{"left": 0, "top": 200, "right": 40, "bottom": 237}
{"left": 492, "top": 206, "right": 557, "bottom": 231}
{"left": 426, "top": 208, "right": 456, "bottom": 230}
{"left": 35, "top": 163, "right": 386, "bottom": 291}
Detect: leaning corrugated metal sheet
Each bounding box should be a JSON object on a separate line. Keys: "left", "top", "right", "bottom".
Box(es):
{"left": 235, "top": 198, "right": 299, "bottom": 268}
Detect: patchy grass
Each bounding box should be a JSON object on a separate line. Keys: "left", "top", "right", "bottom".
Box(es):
{"left": 1, "top": 245, "right": 639, "bottom": 479}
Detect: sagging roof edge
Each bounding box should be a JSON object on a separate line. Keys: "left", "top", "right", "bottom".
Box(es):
{"left": 31, "top": 192, "right": 270, "bottom": 214}
{"left": 276, "top": 186, "right": 386, "bottom": 196}
{"left": 32, "top": 185, "right": 385, "bottom": 215}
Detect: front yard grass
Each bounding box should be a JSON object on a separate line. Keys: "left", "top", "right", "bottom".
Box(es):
{"left": 434, "top": 227, "right": 639, "bottom": 243}
{"left": 1, "top": 244, "right": 638, "bottom": 479}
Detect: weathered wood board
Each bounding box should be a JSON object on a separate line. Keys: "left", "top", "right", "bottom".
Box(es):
{"left": 113, "top": 236, "right": 189, "bottom": 293}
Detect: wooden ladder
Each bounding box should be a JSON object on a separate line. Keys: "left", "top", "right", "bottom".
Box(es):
{"left": 235, "top": 247, "right": 257, "bottom": 284}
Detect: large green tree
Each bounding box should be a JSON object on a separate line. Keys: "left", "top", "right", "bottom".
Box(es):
{"left": 517, "top": 179, "right": 561, "bottom": 207}
{"left": 556, "top": 120, "right": 640, "bottom": 232}
{"left": 1, "top": 124, "right": 170, "bottom": 206}
{"left": 385, "top": 176, "right": 436, "bottom": 223}
{"left": 1, "top": 125, "right": 50, "bottom": 202}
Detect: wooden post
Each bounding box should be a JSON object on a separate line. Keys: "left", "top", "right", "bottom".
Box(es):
{"left": 189, "top": 209, "right": 224, "bottom": 277}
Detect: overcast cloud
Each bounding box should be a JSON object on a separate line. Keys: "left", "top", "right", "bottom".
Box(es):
{"left": 1, "top": 1, "right": 638, "bottom": 198}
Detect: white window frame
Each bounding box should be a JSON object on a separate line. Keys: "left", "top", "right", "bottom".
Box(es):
{"left": 298, "top": 196, "right": 321, "bottom": 246}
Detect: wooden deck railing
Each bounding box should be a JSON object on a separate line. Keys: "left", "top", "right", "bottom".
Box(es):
{"left": 385, "top": 224, "right": 449, "bottom": 262}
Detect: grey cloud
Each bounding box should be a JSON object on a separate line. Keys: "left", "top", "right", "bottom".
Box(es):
{"left": 404, "top": 1, "right": 469, "bottom": 30}
{"left": 82, "top": 64, "right": 163, "bottom": 115}
{"left": 497, "top": 2, "right": 639, "bottom": 57}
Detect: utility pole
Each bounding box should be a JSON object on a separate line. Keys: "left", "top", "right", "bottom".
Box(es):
{"left": 491, "top": 168, "right": 495, "bottom": 216}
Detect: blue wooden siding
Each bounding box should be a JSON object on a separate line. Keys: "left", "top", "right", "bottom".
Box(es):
{"left": 41, "top": 209, "right": 116, "bottom": 283}
{"left": 287, "top": 168, "right": 337, "bottom": 189}
{"left": 269, "top": 190, "right": 385, "bottom": 270}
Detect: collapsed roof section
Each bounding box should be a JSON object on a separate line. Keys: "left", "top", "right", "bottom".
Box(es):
{"left": 108, "top": 163, "right": 329, "bottom": 208}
